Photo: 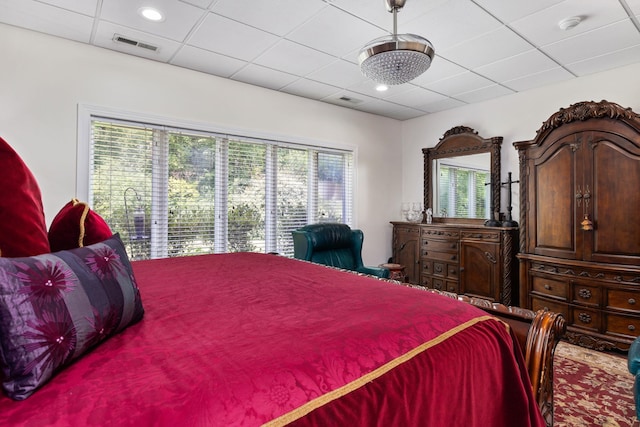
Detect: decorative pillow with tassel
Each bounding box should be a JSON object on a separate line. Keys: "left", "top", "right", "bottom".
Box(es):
{"left": 48, "top": 199, "right": 113, "bottom": 252}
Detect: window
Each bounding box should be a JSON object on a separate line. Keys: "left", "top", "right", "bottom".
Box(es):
{"left": 88, "top": 117, "right": 353, "bottom": 260}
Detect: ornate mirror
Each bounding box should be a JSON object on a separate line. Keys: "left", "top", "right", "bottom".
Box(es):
{"left": 422, "top": 126, "right": 502, "bottom": 224}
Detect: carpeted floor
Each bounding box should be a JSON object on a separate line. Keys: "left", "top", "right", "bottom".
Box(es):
{"left": 554, "top": 341, "right": 640, "bottom": 427}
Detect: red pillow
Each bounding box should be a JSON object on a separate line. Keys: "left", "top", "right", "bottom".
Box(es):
{"left": 0, "top": 137, "right": 50, "bottom": 257}
{"left": 48, "top": 199, "right": 113, "bottom": 252}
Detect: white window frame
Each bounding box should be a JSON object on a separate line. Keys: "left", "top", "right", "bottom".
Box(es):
{"left": 76, "top": 104, "right": 358, "bottom": 256}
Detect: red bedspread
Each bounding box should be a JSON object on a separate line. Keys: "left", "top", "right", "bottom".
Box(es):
{"left": 0, "top": 253, "right": 543, "bottom": 426}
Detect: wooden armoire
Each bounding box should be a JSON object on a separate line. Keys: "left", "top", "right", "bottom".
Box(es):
{"left": 514, "top": 100, "right": 640, "bottom": 351}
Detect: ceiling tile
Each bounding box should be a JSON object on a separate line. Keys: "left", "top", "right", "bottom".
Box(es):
{"left": 565, "top": 44, "right": 640, "bottom": 76}
{"left": 179, "top": 0, "right": 214, "bottom": 9}
{"left": 353, "top": 99, "right": 426, "bottom": 121}
{"left": 286, "top": 6, "right": 382, "bottom": 57}
{"left": 472, "top": 0, "right": 564, "bottom": 23}
{"left": 419, "top": 97, "right": 467, "bottom": 113}
{"left": 475, "top": 49, "right": 560, "bottom": 82}
{"left": 170, "top": 45, "right": 246, "bottom": 78}
{"left": 542, "top": 20, "right": 640, "bottom": 64}
{"left": 280, "top": 79, "right": 342, "bottom": 100}
{"left": 346, "top": 80, "right": 416, "bottom": 100}
{"left": 94, "top": 21, "right": 182, "bottom": 62}
{"left": 0, "top": 0, "right": 94, "bottom": 43}
{"left": 211, "top": 0, "right": 327, "bottom": 37}
{"left": 100, "top": 0, "right": 206, "bottom": 42}
{"left": 424, "top": 71, "right": 495, "bottom": 97}
{"left": 329, "top": 0, "right": 450, "bottom": 29}
{"left": 510, "top": 0, "right": 630, "bottom": 47}
{"left": 253, "top": 40, "right": 336, "bottom": 77}
{"left": 440, "top": 26, "right": 534, "bottom": 69}
{"left": 385, "top": 87, "right": 449, "bottom": 110}
{"left": 454, "top": 84, "right": 515, "bottom": 104}
{"left": 188, "top": 13, "right": 280, "bottom": 61}
{"left": 403, "top": 0, "right": 502, "bottom": 51}
{"left": 410, "top": 57, "right": 467, "bottom": 87}
{"left": 502, "top": 67, "right": 573, "bottom": 92}
{"left": 231, "top": 64, "right": 298, "bottom": 90}
{"left": 307, "top": 59, "right": 369, "bottom": 88}
{"left": 37, "top": 0, "right": 98, "bottom": 16}
{"left": 627, "top": 0, "right": 640, "bottom": 15}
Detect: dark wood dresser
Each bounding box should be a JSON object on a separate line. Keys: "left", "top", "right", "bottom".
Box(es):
{"left": 391, "top": 222, "right": 519, "bottom": 305}
{"left": 514, "top": 100, "right": 640, "bottom": 351}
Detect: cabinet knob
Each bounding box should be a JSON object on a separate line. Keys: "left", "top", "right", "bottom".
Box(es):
{"left": 578, "top": 312, "right": 592, "bottom": 324}
{"left": 629, "top": 325, "right": 636, "bottom": 332}
{"left": 629, "top": 298, "right": 636, "bottom": 305}
{"left": 578, "top": 288, "right": 591, "bottom": 299}
{"left": 451, "top": 255, "right": 457, "bottom": 261}
{"left": 544, "top": 284, "right": 551, "bottom": 290}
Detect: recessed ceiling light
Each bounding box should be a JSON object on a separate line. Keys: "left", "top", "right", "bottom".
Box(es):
{"left": 376, "top": 84, "right": 389, "bottom": 92}
{"left": 138, "top": 7, "right": 164, "bottom": 22}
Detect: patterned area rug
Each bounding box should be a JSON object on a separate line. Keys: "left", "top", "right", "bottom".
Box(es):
{"left": 554, "top": 342, "right": 640, "bottom": 427}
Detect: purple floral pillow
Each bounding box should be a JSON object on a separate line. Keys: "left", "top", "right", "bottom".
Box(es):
{"left": 0, "top": 233, "right": 144, "bottom": 400}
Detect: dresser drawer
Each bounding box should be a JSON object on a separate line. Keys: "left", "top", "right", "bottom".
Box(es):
{"left": 422, "top": 260, "right": 433, "bottom": 275}
{"left": 445, "top": 281, "right": 459, "bottom": 293}
{"left": 531, "top": 276, "right": 567, "bottom": 300}
{"left": 422, "top": 239, "right": 458, "bottom": 253}
{"left": 432, "top": 278, "right": 445, "bottom": 291}
{"left": 570, "top": 307, "right": 601, "bottom": 332}
{"left": 531, "top": 297, "right": 569, "bottom": 319}
{"left": 572, "top": 283, "right": 601, "bottom": 307}
{"left": 607, "top": 288, "right": 640, "bottom": 313}
{"left": 605, "top": 313, "right": 640, "bottom": 338}
{"left": 421, "top": 275, "right": 432, "bottom": 288}
{"left": 422, "top": 249, "right": 458, "bottom": 263}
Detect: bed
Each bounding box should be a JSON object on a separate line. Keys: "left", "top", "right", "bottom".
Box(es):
{"left": 0, "top": 133, "right": 564, "bottom": 426}
{"left": 0, "top": 239, "right": 553, "bottom": 426}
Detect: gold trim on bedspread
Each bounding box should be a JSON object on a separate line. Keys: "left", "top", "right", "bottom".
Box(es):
{"left": 264, "top": 315, "right": 498, "bottom": 426}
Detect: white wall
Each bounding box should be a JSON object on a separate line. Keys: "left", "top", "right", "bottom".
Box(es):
{"left": 401, "top": 62, "right": 640, "bottom": 224}
{"left": 0, "top": 23, "right": 401, "bottom": 265}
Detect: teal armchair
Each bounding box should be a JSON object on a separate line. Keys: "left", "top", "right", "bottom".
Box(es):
{"left": 292, "top": 223, "right": 389, "bottom": 279}
{"left": 628, "top": 336, "right": 640, "bottom": 419}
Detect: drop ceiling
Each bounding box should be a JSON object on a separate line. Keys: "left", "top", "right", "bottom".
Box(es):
{"left": 1, "top": 0, "right": 639, "bottom": 120}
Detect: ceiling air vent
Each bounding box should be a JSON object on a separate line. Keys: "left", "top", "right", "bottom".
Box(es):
{"left": 338, "top": 96, "right": 363, "bottom": 105}
{"left": 113, "top": 34, "right": 159, "bottom": 52}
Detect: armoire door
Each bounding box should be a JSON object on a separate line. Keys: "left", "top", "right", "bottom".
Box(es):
{"left": 582, "top": 131, "right": 640, "bottom": 265}
{"left": 528, "top": 134, "right": 584, "bottom": 260}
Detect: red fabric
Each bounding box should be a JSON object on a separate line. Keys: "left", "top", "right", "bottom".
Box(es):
{"left": 48, "top": 198, "right": 113, "bottom": 252}
{"left": 0, "top": 253, "right": 544, "bottom": 426}
{"left": 0, "top": 136, "right": 50, "bottom": 257}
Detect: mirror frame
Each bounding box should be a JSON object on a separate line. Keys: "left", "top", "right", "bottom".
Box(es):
{"left": 422, "top": 126, "right": 502, "bottom": 224}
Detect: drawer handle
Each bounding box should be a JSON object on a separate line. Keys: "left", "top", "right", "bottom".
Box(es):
{"left": 578, "top": 288, "right": 591, "bottom": 299}
{"left": 544, "top": 284, "right": 551, "bottom": 290}
{"left": 578, "top": 312, "right": 592, "bottom": 324}
{"left": 629, "top": 325, "right": 636, "bottom": 332}
{"left": 629, "top": 298, "right": 636, "bottom": 305}
{"left": 451, "top": 255, "right": 457, "bottom": 261}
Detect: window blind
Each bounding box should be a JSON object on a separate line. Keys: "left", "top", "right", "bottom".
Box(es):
{"left": 89, "top": 117, "right": 354, "bottom": 260}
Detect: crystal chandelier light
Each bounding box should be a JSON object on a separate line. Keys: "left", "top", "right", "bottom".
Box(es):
{"left": 358, "top": 0, "right": 435, "bottom": 85}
